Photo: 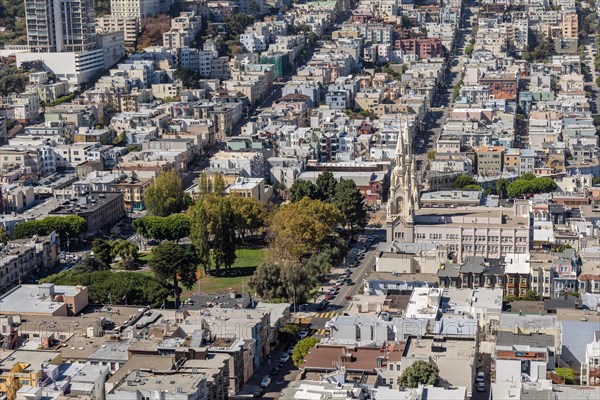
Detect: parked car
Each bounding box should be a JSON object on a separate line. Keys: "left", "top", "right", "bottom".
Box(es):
{"left": 317, "top": 300, "right": 328, "bottom": 310}
{"left": 298, "top": 329, "right": 309, "bottom": 339}
{"left": 253, "top": 388, "right": 264, "bottom": 398}
{"left": 260, "top": 376, "right": 271, "bottom": 388}
{"left": 280, "top": 353, "right": 290, "bottom": 363}
{"left": 476, "top": 372, "right": 485, "bottom": 382}
{"left": 346, "top": 295, "right": 353, "bottom": 301}
{"left": 270, "top": 365, "right": 280, "bottom": 375}
{"left": 477, "top": 382, "right": 486, "bottom": 392}
{"left": 287, "top": 345, "right": 295, "bottom": 354}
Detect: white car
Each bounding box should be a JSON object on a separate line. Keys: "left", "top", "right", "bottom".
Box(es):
{"left": 260, "top": 376, "right": 271, "bottom": 388}
{"left": 280, "top": 353, "right": 290, "bottom": 363}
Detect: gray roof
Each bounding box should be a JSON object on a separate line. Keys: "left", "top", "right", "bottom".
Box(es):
{"left": 496, "top": 332, "right": 555, "bottom": 348}
{"left": 561, "top": 321, "right": 600, "bottom": 365}
{"left": 179, "top": 292, "right": 252, "bottom": 311}
{"left": 437, "top": 264, "right": 460, "bottom": 278}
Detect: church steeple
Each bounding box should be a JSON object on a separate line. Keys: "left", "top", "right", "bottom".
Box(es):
{"left": 386, "top": 117, "right": 419, "bottom": 242}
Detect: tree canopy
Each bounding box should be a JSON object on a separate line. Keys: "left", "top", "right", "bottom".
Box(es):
{"left": 132, "top": 214, "right": 191, "bottom": 242}
{"left": 145, "top": 170, "right": 186, "bottom": 217}
{"left": 229, "top": 195, "right": 267, "bottom": 239}
{"left": 290, "top": 180, "right": 321, "bottom": 202}
{"left": 39, "top": 270, "right": 169, "bottom": 307}
{"left": 149, "top": 241, "right": 199, "bottom": 308}
{"left": 189, "top": 194, "right": 239, "bottom": 273}
{"left": 398, "top": 361, "right": 439, "bottom": 388}
{"left": 270, "top": 197, "right": 344, "bottom": 261}
{"left": 453, "top": 174, "right": 477, "bottom": 189}
{"left": 92, "top": 239, "right": 113, "bottom": 270}
{"left": 13, "top": 216, "right": 87, "bottom": 239}
{"left": 292, "top": 337, "right": 319, "bottom": 367}
{"left": 506, "top": 176, "right": 557, "bottom": 198}
{"left": 315, "top": 171, "right": 338, "bottom": 202}
{"left": 334, "top": 178, "right": 367, "bottom": 231}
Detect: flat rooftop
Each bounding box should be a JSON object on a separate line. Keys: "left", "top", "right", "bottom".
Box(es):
{"left": 413, "top": 206, "right": 529, "bottom": 228}
{"left": 301, "top": 344, "right": 404, "bottom": 372}
{"left": 421, "top": 190, "right": 482, "bottom": 204}
{"left": 0, "top": 350, "right": 61, "bottom": 371}
{"left": 0, "top": 284, "right": 83, "bottom": 315}
{"left": 113, "top": 369, "right": 206, "bottom": 393}
{"left": 405, "top": 288, "right": 442, "bottom": 319}
{"left": 404, "top": 337, "right": 475, "bottom": 391}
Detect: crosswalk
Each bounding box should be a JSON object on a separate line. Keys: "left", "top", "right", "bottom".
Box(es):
{"left": 314, "top": 312, "right": 341, "bottom": 319}
{"left": 313, "top": 328, "right": 329, "bottom": 336}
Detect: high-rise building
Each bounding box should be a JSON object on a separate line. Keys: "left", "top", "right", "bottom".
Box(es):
{"left": 110, "top": 0, "right": 163, "bottom": 21}
{"left": 25, "top": 0, "right": 97, "bottom": 53}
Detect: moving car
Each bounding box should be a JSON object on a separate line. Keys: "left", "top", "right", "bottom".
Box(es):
{"left": 260, "top": 376, "right": 271, "bottom": 388}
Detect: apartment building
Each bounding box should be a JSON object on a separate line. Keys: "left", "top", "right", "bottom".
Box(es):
{"left": 96, "top": 16, "right": 140, "bottom": 45}
{"left": 110, "top": 0, "right": 164, "bottom": 20}
{"left": 475, "top": 145, "right": 504, "bottom": 176}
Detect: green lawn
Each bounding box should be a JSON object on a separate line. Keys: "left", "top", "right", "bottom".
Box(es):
{"left": 193, "top": 247, "right": 265, "bottom": 295}
{"left": 138, "top": 247, "right": 266, "bottom": 300}
{"left": 138, "top": 253, "right": 153, "bottom": 262}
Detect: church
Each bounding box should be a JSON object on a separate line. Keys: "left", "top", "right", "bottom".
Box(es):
{"left": 386, "top": 122, "right": 531, "bottom": 262}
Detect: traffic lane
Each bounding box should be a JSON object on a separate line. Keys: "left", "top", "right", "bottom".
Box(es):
{"left": 331, "top": 247, "right": 377, "bottom": 306}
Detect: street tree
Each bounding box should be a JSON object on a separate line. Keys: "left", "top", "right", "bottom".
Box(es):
{"left": 292, "top": 337, "right": 319, "bottom": 367}
{"left": 145, "top": 169, "right": 185, "bottom": 217}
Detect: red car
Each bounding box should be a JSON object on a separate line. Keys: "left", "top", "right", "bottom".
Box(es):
{"left": 346, "top": 296, "right": 352, "bottom": 301}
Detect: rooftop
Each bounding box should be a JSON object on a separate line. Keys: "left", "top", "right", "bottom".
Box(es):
{"left": 112, "top": 369, "right": 207, "bottom": 394}
{"left": 403, "top": 336, "right": 475, "bottom": 391}
{"left": 301, "top": 344, "right": 404, "bottom": 373}
{"left": 0, "top": 284, "right": 85, "bottom": 315}
{"left": 405, "top": 288, "right": 442, "bottom": 319}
